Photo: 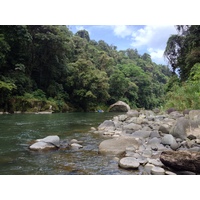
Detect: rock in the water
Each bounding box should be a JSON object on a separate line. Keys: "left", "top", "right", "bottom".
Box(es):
{"left": 90, "top": 127, "right": 96, "bottom": 131}
{"left": 160, "top": 150, "right": 200, "bottom": 174}
{"left": 151, "top": 166, "right": 165, "bottom": 175}
{"left": 60, "top": 140, "right": 70, "bottom": 149}
{"left": 30, "top": 135, "right": 60, "bottom": 150}
{"left": 99, "top": 137, "right": 140, "bottom": 156}
{"left": 119, "top": 157, "right": 140, "bottom": 169}
{"left": 70, "top": 139, "right": 83, "bottom": 144}
{"left": 70, "top": 143, "right": 83, "bottom": 149}
{"left": 108, "top": 101, "right": 130, "bottom": 112}
{"left": 36, "top": 135, "right": 60, "bottom": 147}
{"left": 29, "top": 141, "right": 57, "bottom": 150}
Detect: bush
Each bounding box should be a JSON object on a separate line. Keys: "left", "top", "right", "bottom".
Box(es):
{"left": 164, "top": 81, "right": 200, "bottom": 111}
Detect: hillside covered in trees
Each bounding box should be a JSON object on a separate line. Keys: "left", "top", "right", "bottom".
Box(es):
{"left": 0, "top": 25, "right": 171, "bottom": 112}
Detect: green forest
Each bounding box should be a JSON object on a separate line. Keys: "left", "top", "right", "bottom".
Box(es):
{"left": 0, "top": 25, "right": 199, "bottom": 113}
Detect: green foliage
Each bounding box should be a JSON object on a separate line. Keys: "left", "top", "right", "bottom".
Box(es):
{"left": 164, "top": 25, "right": 200, "bottom": 81}
{"left": 164, "top": 81, "right": 200, "bottom": 111}
{"left": 0, "top": 25, "right": 171, "bottom": 112}
{"left": 188, "top": 63, "right": 200, "bottom": 83}
{"left": 0, "top": 80, "right": 16, "bottom": 90}
{"left": 75, "top": 30, "right": 90, "bottom": 42}
{"left": 164, "top": 26, "right": 200, "bottom": 111}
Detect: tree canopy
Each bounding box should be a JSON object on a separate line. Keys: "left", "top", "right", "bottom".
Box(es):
{"left": 0, "top": 25, "right": 171, "bottom": 112}
{"left": 163, "top": 25, "right": 200, "bottom": 111}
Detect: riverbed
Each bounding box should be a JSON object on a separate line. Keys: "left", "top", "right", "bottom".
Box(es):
{"left": 0, "top": 112, "right": 140, "bottom": 175}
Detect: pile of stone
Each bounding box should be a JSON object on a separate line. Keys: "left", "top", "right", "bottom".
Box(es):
{"left": 29, "top": 135, "right": 83, "bottom": 151}
{"left": 92, "top": 109, "right": 200, "bottom": 175}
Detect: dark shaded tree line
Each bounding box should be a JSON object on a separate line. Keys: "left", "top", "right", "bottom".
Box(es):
{"left": 0, "top": 25, "right": 171, "bottom": 112}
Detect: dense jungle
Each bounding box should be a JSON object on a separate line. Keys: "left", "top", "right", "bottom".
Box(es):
{"left": 0, "top": 25, "right": 200, "bottom": 112}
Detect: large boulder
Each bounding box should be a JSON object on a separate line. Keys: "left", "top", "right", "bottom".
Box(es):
{"left": 189, "top": 110, "right": 200, "bottom": 123}
{"left": 170, "top": 116, "right": 200, "bottom": 139}
{"left": 36, "top": 135, "right": 60, "bottom": 147}
{"left": 108, "top": 101, "right": 130, "bottom": 112}
{"left": 160, "top": 150, "right": 200, "bottom": 174}
{"left": 98, "top": 137, "right": 140, "bottom": 156}
{"left": 29, "top": 135, "right": 60, "bottom": 150}
{"left": 169, "top": 117, "right": 190, "bottom": 139}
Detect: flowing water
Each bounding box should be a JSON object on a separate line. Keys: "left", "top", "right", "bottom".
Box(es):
{"left": 0, "top": 112, "right": 139, "bottom": 175}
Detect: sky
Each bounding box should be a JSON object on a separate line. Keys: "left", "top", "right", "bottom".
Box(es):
{"left": 69, "top": 25, "right": 177, "bottom": 65}
{"left": 1, "top": 1, "right": 197, "bottom": 67}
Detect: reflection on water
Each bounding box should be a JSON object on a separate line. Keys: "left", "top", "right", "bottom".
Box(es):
{"left": 0, "top": 112, "right": 138, "bottom": 175}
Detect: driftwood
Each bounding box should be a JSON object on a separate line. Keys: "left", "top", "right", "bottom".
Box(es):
{"left": 160, "top": 150, "right": 200, "bottom": 174}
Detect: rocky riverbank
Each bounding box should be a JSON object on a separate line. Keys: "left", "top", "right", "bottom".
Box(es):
{"left": 91, "top": 109, "right": 200, "bottom": 175}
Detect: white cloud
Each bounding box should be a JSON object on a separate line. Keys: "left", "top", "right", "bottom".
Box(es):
{"left": 75, "top": 26, "right": 85, "bottom": 31}
{"left": 112, "top": 25, "right": 132, "bottom": 38}
{"left": 131, "top": 25, "right": 177, "bottom": 49}
{"left": 131, "top": 25, "right": 177, "bottom": 64}
{"left": 148, "top": 48, "right": 165, "bottom": 64}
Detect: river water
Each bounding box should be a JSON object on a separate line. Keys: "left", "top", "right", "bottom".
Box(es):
{"left": 0, "top": 112, "right": 139, "bottom": 175}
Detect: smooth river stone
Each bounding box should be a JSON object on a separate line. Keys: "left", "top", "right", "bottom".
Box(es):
{"left": 70, "top": 143, "right": 83, "bottom": 149}
{"left": 36, "top": 135, "right": 60, "bottom": 147}
{"left": 151, "top": 166, "right": 165, "bottom": 175}
{"left": 29, "top": 141, "right": 56, "bottom": 150}
{"left": 119, "top": 157, "right": 140, "bottom": 169}
{"left": 99, "top": 137, "right": 140, "bottom": 156}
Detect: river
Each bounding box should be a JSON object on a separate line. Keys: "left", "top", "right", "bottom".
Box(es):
{"left": 0, "top": 112, "right": 138, "bottom": 175}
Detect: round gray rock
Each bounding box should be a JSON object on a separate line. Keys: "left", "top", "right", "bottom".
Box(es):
{"left": 151, "top": 166, "right": 165, "bottom": 175}
{"left": 161, "top": 134, "right": 179, "bottom": 150}
{"left": 119, "top": 157, "right": 140, "bottom": 169}
{"left": 132, "top": 130, "right": 151, "bottom": 138}
{"left": 99, "top": 137, "right": 140, "bottom": 156}
{"left": 98, "top": 120, "right": 115, "bottom": 131}
{"left": 29, "top": 141, "right": 57, "bottom": 150}
{"left": 36, "top": 135, "right": 60, "bottom": 147}
{"left": 169, "top": 117, "right": 190, "bottom": 139}
{"left": 70, "top": 143, "right": 83, "bottom": 149}
{"left": 161, "top": 134, "right": 176, "bottom": 146}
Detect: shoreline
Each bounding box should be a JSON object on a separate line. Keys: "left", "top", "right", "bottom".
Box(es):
{"left": 94, "top": 109, "right": 200, "bottom": 174}
{"left": 0, "top": 111, "right": 53, "bottom": 114}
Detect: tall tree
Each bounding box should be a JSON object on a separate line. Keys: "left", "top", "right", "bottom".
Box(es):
{"left": 164, "top": 25, "right": 200, "bottom": 80}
